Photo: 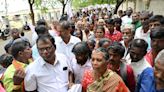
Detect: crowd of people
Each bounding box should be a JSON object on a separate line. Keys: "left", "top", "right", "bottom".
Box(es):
{"left": 0, "top": 6, "right": 164, "bottom": 92}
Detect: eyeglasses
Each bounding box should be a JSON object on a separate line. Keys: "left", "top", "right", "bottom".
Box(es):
{"left": 38, "top": 46, "right": 53, "bottom": 52}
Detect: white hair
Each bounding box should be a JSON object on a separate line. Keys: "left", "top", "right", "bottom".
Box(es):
{"left": 121, "top": 24, "right": 135, "bottom": 32}
{"left": 155, "top": 49, "right": 164, "bottom": 63}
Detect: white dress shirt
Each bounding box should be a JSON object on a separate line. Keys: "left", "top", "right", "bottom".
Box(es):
{"left": 25, "top": 53, "right": 70, "bottom": 92}
{"left": 71, "top": 58, "right": 92, "bottom": 84}
{"left": 121, "top": 15, "right": 132, "bottom": 25}
{"left": 32, "top": 30, "right": 57, "bottom": 45}
{"left": 134, "top": 27, "right": 151, "bottom": 50}
{"left": 130, "top": 57, "right": 151, "bottom": 81}
{"left": 55, "top": 36, "right": 81, "bottom": 62}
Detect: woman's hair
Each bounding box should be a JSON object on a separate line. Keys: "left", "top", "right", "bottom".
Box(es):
{"left": 98, "top": 38, "right": 111, "bottom": 47}
{"left": 94, "top": 47, "right": 109, "bottom": 61}
{"left": 95, "top": 25, "right": 105, "bottom": 33}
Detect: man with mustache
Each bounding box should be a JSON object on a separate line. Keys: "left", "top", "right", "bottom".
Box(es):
{"left": 107, "top": 42, "right": 136, "bottom": 92}
{"left": 120, "top": 24, "right": 135, "bottom": 64}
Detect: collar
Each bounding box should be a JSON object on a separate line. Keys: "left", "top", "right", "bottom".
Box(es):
{"left": 110, "top": 30, "right": 118, "bottom": 35}
{"left": 40, "top": 53, "right": 59, "bottom": 67}
{"left": 131, "top": 57, "right": 145, "bottom": 66}
{"left": 59, "top": 36, "right": 74, "bottom": 44}
{"left": 12, "top": 59, "right": 29, "bottom": 69}
{"left": 77, "top": 59, "right": 91, "bottom": 67}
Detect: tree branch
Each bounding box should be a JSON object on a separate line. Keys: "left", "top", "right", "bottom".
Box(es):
{"left": 28, "top": 0, "right": 35, "bottom": 5}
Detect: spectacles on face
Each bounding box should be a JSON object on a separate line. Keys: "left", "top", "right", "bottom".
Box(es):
{"left": 38, "top": 46, "right": 53, "bottom": 52}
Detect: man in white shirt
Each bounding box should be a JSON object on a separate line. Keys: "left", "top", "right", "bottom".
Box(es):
{"left": 55, "top": 21, "right": 81, "bottom": 62}
{"left": 129, "top": 39, "right": 151, "bottom": 81}
{"left": 25, "top": 35, "right": 73, "bottom": 92}
{"left": 120, "top": 24, "right": 134, "bottom": 63}
{"left": 71, "top": 42, "right": 92, "bottom": 84}
{"left": 121, "top": 8, "right": 133, "bottom": 25}
{"left": 134, "top": 19, "right": 151, "bottom": 50}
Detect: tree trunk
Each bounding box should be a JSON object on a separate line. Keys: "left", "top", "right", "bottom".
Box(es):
{"left": 126, "top": 0, "right": 128, "bottom": 10}
{"left": 62, "top": 4, "right": 66, "bottom": 16}
{"left": 114, "top": 0, "right": 125, "bottom": 14}
{"left": 28, "top": 0, "right": 35, "bottom": 26}
{"left": 133, "top": 0, "right": 137, "bottom": 12}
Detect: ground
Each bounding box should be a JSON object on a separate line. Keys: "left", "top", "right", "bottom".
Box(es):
{"left": 0, "top": 31, "right": 32, "bottom": 55}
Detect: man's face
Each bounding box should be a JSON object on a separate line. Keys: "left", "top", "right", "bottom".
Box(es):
{"left": 132, "top": 13, "right": 139, "bottom": 23}
{"left": 154, "top": 61, "right": 164, "bottom": 89}
{"left": 37, "top": 39, "right": 55, "bottom": 62}
{"left": 74, "top": 30, "right": 82, "bottom": 40}
{"left": 140, "top": 15, "right": 149, "bottom": 24}
{"left": 122, "top": 29, "right": 133, "bottom": 42}
{"left": 126, "top": 10, "right": 132, "bottom": 16}
{"left": 57, "top": 25, "right": 70, "bottom": 39}
{"left": 87, "top": 41, "right": 95, "bottom": 51}
{"left": 11, "top": 30, "right": 19, "bottom": 39}
{"left": 91, "top": 51, "right": 107, "bottom": 71}
{"left": 151, "top": 38, "right": 164, "bottom": 53}
{"left": 130, "top": 47, "right": 145, "bottom": 62}
{"left": 74, "top": 53, "right": 87, "bottom": 65}
{"left": 108, "top": 49, "right": 122, "bottom": 65}
{"left": 149, "top": 21, "right": 161, "bottom": 30}
{"left": 106, "top": 24, "right": 114, "bottom": 32}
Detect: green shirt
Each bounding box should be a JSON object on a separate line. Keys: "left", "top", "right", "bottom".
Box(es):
{"left": 2, "top": 60, "right": 28, "bottom": 92}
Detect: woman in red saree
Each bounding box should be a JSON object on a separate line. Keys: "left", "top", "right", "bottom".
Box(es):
{"left": 82, "top": 47, "right": 129, "bottom": 92}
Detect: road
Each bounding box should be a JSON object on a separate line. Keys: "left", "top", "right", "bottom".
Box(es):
{"left": 0, "top": 31, "right": 32, "bottom": 55}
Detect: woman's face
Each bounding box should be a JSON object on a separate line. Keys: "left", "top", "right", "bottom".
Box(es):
{"left": 95, "top": 29, "right": 104, "bottom": 39}
{"left": 91, "top": 51, "right": 107, "bottom": 72}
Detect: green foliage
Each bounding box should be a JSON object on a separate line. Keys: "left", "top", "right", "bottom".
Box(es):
{"left": 72, "top": 0, "right": 116, "bottom": 8}
{"left": 34, "top": 0, "right": 59, "bottom": 13}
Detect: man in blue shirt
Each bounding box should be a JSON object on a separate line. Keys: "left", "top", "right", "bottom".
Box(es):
{"left": 136, "top": 49, "right": 164, "bottom": 92}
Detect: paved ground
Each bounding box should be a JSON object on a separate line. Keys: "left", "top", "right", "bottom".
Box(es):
{"left": 0, "top": 31, "right": 32, "bottom": 55}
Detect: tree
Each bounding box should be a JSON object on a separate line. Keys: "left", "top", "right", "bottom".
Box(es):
{"left": 28, "top": 0, "right": 35, "bottom": 25}
{"left": 113, "top": 0, "right": 124, "bottom": 14}
{"left": 72, "top": 0, "right": 124, "bottom": 14}
{"left": 58, "top": 0, "right": 70, "bottom": 16}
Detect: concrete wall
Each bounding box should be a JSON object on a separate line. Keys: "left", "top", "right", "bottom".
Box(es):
{"left": 119, "top": 0, "right": 164, "bottom": 15}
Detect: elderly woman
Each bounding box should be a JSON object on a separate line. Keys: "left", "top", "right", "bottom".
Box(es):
{"left": 120, "top": 24, "right": 135, "bottom": 63}
{"left": 82, "top": 47, "right": 129, "bottom": 92}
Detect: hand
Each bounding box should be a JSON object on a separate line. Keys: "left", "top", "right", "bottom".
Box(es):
{"left": 13, "top": 69, "right": 26, "bottom": 85}
{"left": 68, "top": 82, "right": 74, "bottom": 89}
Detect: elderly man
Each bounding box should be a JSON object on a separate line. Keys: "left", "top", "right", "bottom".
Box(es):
{"left": 136, "top": 49, "right": 164, "bottom": 92}
{"left": 55, "top": 21, "right": 81, "bottom": 63}
{"left": 120, "top": 24, "right": 134, "bottom": 61}
{"left": 71, "top": 42, "right": 92, "bottom": 84}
